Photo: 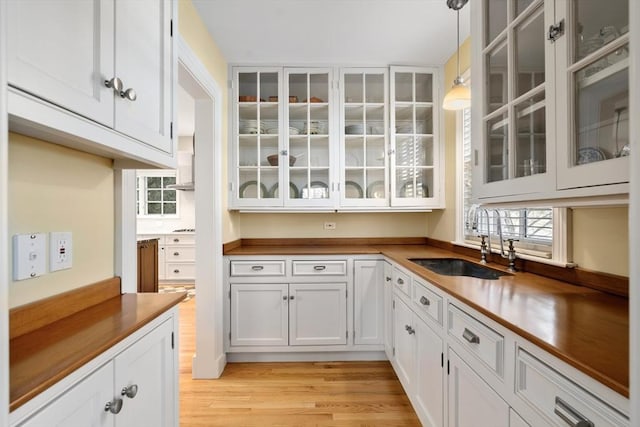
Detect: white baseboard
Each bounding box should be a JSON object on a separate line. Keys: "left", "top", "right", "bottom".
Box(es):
{"left": 226, "top": 351, "right": 388, "bottom": 363}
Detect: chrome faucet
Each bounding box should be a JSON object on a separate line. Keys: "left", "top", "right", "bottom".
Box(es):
{"left": 493, "top": 209, "right": 518, "bottom": 272}
{"left": 469, "top": 204, "right": 492, "bottom": 264}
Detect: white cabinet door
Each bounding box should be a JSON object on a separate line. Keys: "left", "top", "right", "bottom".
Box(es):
{"left": 447, "top": 348, "right": 509, "bottom": 427}
{"left": 354, "top": 260, "right": 384, "bottom": 345}
{"left": 414, "top": 316, "right": 444, "bottom": 427}
{"left": 230, "top": 283, "right": 289, "bottom": 346}
{"left": 20, "top": 362, "right": 114, "bottom": 427}
{"left": 509, "top": 409, "right": 530, "bottom": 427}
{"left": 114, "top": 0, "right": 172, "bottom": 153}
{"left": 392, "top": 296, "right": 414, "bottom": 393}
{"left": 289, "top": 283, "right": 347, "bottom": 346}
{"left": 7, "top": 0, "right": 115, "bottom": 127}
{"left": 383, "top": 261, "right": 394, "bottom": 359}
{"left": 114, "top": 319, "right": 175, "bottom": 427}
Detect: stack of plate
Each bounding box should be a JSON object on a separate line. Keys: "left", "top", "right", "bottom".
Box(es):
{"left": 240, "top": 120, "right": 267, "bottom": 134}
{"left": 289, "top": 126, "right": 301, "bottom": 135}
{"left": 345, "top": 124, "right": 364, "bottom": 135}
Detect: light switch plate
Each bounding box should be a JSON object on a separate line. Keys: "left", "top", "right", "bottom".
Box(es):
{"left": 50, "top": 231, "right": 73, "bottom": 272}
{"left": 13, "top": 233, "right": 47, "bottom": 280}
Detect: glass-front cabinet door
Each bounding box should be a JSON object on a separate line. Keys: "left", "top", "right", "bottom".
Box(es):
{"left": 390, "top": 67, "right": 442, "bottom": 207}
{"left": 555, "top": 0, "right": 629, "bottom": 189}
{"left": 284, "top": 68, "right": 336, "bottom": 207}
{"left": 340, "top": 68, "right": 388, "bottom": 207}
{"left": 471, "top": 0, "right": 554, "bottom": 200}
{"left": 232, "top": 68, "right": 283, "bottom": 207}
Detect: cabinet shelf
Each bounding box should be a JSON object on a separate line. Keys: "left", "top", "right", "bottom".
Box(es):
{"left": 577, "top": 57, "right": 628, "bottom": 89}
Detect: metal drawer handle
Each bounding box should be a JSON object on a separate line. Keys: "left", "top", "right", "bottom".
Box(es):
{"left": 173, "top": 252, "right": 180, "bottom": 256}
{"left": 554, "top": 397, "right": 594, "bottom": 427}
{"left": 397, "top": 278, "right": 404, "bottom": 285}
{"left": 313, "top": 265, "right": 327, "bottom": 271}
{"left": 104, "top": 398, "right": 123, "bottom": 414}
{"left": 121, "top": 384, "right": 138, "bottom": 399}
{"left": 173, "top": 238, "right": 180, "bottom": 242}
{"left": 385, "top": 276, "right": 392, "bottom": 282}
{"left": 173, "top": 269, "right": 180, "bottom": 274}
{"left": 419, "top": 296, "right": 431, "bottom": 306}
{"left": 462, "top": 328, "right": 480, "bottom": 344}
{"left": 251, "top": 265, "right": 264, "bottom": 271}
{"left": 405, "top": 325, "right": 415, "bottom": 335}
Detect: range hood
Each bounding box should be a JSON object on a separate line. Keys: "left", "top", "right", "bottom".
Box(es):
{"left": 167, "top": 134, "right": 195, "bottom": 191}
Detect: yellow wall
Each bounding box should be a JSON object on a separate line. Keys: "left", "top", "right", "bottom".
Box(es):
{"left": 239, "top": 212, "right": 429, "bottom": 238}
{"left": 572, "top": 207, "right": 628, "bottom": 276}
{"left": 178, "top": 0, "right": 239, "bottom": 242}
{"left": 429, "top": 38, "right": 471, "bottom": 243}
{"left": 8, "top": 133, "right": 114, "bottom": 307}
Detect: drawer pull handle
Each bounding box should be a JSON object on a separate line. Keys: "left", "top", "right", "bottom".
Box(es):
{"left": 174, "top": 269, "right": 180, "bottom": 274}
{"left": 313, "top": 265, "right": 327, "bottom": 271}
{"left": 385, "top": 276, "right": 392, "bottom": 282}
{"left": 462, "top": 328, "right": 480, "bottom": 344}
{"left": 405, "top": 325, "right": 415, "bottom": 335}
{"left": 173, "top": 238, "right": 180, "bottom": 242}
{"left": 554, "top": 397, "right": 594, "bottom": 427}
{"left": 251, "top": 265, "right": 264, "bottom": 271}
{"left": 121, "top": 384, "right": 138, "bottom": 399}
{"left": 173, "top": 252, "right": 180, "bottom": 256}
{"left": 397, "top": 278, "right": 404, "bottom": 285}
{"left": 104, "top": 398, "right": 123, "bottom": 414}
{"left": 419, "top": 296, "right": 431, "bottom": 306}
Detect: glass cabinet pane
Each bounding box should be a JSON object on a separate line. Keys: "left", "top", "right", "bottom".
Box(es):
{"left": 574, "top": 0, "right": 628, "bottom": 62}
{"left": 487, "top": 42, "right": 508, "bottom": 113}
{"left": 487, "top": 0, "right": 508, "bottom": 46}
{"left": 574, "top": 59, "right": 629, "bottom": 165}
{"left": 344, "top": 74, "right": 363, "bottom": 103}
{"left": 487, "top": 113, "right": 509, "bottom": 183}
{"left": 515, "top": 9, "right": 545, "bottom": 97}
{"left": 515, "top": 92, "right": 546, "bottom": 177}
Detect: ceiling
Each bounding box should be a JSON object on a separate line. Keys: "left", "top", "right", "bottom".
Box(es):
{"left": 191, "top": 0, "right": 470, "bottom": 66}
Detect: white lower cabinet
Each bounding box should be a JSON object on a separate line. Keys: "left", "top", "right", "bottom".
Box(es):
{"left": 353, "top": 260, "right": 384, "bottom": 345}
{"left": 392, "top": 294, "right": 444, "bottom": 427}
{"left": 447, "top": 348, "right": 509, "bottom": 427}
{"left": 509, "top": 409, "right": 530, "bottom": 427}
{"left": 229, "top": 282, "right": 347, "bottom": 347}
{"left": 17, "top": 316, "right": 176, "bottom": 427}
{"left": 383, "top": 261, "right": 394, "bottom": 359}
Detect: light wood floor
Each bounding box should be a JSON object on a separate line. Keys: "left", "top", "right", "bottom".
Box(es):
{"left": 178, "top": 297, "right": 421, "bottom": 426}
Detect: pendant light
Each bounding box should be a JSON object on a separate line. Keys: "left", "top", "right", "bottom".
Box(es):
{"left": 442, "top": 0, "right": 471, "bottom": 111}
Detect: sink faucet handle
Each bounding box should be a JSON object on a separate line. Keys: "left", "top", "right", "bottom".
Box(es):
{"left": 505, "top": 239, "right": 518, "bottom": 272}
{"left": 478, "top": 234, "right": 489, "bottom": 264}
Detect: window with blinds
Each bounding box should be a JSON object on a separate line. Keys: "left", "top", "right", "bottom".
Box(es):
{"left": 459, "top": 107, "right": 553, "bottom": 256}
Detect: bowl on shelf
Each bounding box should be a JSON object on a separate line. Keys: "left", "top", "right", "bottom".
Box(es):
{"left": 267, "top": 154, "right": 296, "bottom": 167}
{"left": 238, "top": 95, "right": 257, "bottom": 102}
{"left": 289, "top": 96, "right": 298, "bottom": 103}
{"left": 268, "top": 96, "right": 278, "bottom": 102}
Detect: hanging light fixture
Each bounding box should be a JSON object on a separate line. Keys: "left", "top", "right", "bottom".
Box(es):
{"left": 442, "top": 0, "right": 471, "bottom": 111}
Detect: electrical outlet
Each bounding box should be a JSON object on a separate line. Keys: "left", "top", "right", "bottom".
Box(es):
{"left": 50, "top": 232, "right": 73, "bottom": 272}
{"left": 13, "top": 233, "right": 47, "bottom": 280}
{"left": 324, "top": 222, "right": 336, "bottom": 230}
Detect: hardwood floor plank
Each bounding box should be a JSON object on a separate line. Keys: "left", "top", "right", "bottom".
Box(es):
{"left": 178, "top": 298, "right": 421, "bottom": 426}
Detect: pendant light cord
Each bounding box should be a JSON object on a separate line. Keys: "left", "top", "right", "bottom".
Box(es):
{"left": 457, "top": 8, "right": 460, "bottom": 80}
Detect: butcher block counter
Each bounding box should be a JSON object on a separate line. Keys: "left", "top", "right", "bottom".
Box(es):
{"left": 9, "top": 278, "right": 185, "bottom": 412}
{"left": 224, "top": 238, "right": 629, "bottom": 398}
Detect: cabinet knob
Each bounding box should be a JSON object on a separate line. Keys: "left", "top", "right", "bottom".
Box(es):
{"left": 104, "top": 398, "right": 123, "bottom": 414}
{"left": 385, "top": 276, "right": 392, "bottom": 282}
{"left": 104, "top": 77, "right": 123, "bottom": 93}
{"left": 174, "top": 269, "right": 180, "bottom": 274}
{"left": 289, "top": 295, "right": 295, "bottom": 300}
{"left": 120, "top": 88, "right": 137, "bottom": 101}
{"left": 173, "top": 252, "right": 180, "bottom": 256}
{"left": 405, "top": 325, "right": 415, "bottom": 335}
{"left": 419, "top": 296, "right": 431, "bottom": 306}
{"left": 397, "top": 278, "right": 404, "bottom": 285}
{"left": 283, "top": 295, "right": 288, "bottom": 301}
{"left": 121, "top": 384, "right": 139, "bottom": 399}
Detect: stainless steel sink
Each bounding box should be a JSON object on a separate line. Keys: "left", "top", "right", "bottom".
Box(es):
{"left": 409, "top": 258, "right": 510, "bottom": 280}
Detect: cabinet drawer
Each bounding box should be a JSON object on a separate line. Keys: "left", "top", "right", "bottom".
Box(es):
{"left": 412, "top": 279, "right": 443, "bottom": 326}
{"left": 230, "top": 260, "right": 286, "bottom": 276}
{"left": 392, "top": 267, "right": 411, "bottom": 296}
{"left": 166, "top": 234, "right": 195, "bottom": 245}
{"left": 448, "top": 304, "right": 504, "bottom": 377}
{"left": 165, "top": 246, "right": 195, "bottom": 261}
{"left": 516, "top": 349, "right": 628, "bottom": 426}
{"left": 166, "top": 263, "right": 195, "bottom": 280}
{"left": 292, "top": 260, "right": 347, "bottom": 276}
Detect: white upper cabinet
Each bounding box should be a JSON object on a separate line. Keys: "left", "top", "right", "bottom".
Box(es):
{"left": 229, "top": 65, "right": 443, "bottom": 211}
{"left": 390, "top": 67, "right": 443, "bottom": 208}
{"left": 471, "top": 0, "right": 629, "bottom": 202}
{"left": 7, "top": 0, "right": 175, "bottom": 167}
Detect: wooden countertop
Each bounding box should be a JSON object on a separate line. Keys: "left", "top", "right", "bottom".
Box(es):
{"left": 10, "top": 288, "right": 185, "bottom": 411}
{"left": 225, "top": 242, "right": 629, "bottom": 397}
